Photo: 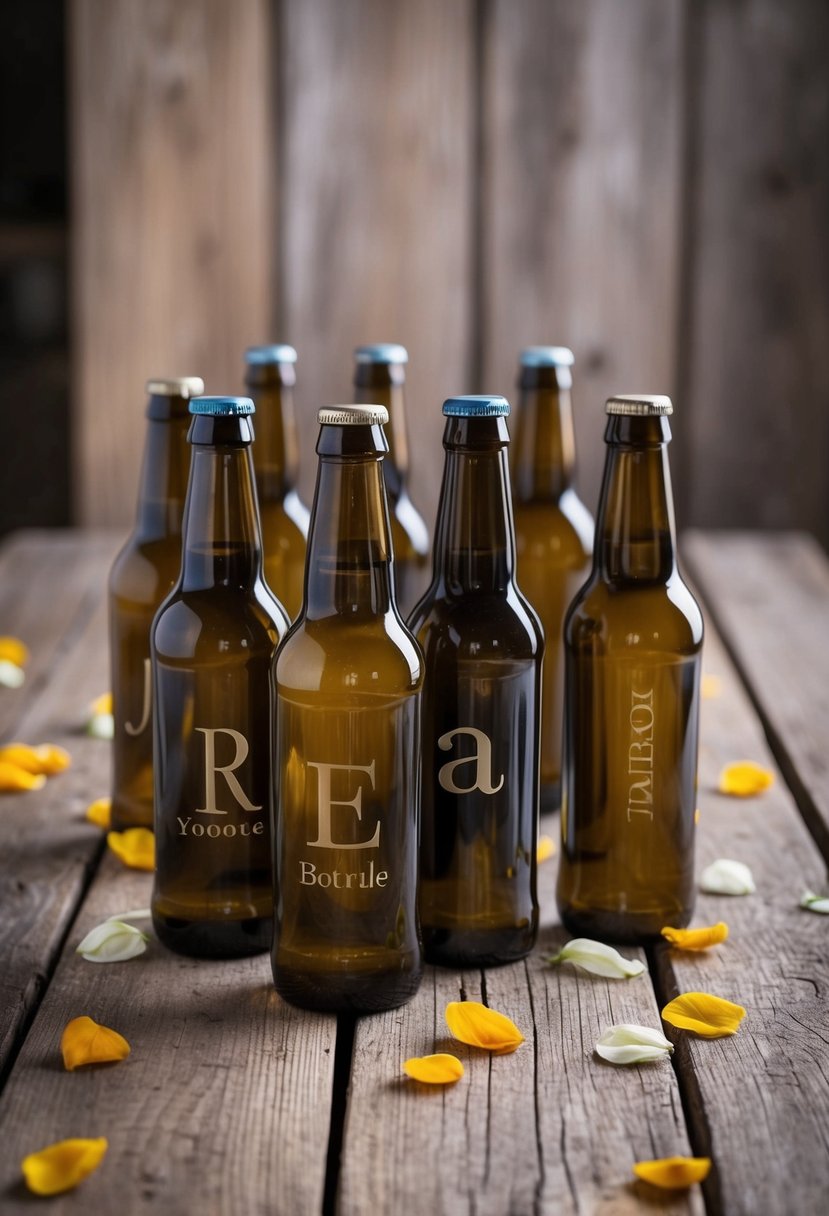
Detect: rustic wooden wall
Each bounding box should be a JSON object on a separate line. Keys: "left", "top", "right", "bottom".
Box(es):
{"left": 70, "top": 0, "right": 829, "bottom": 543}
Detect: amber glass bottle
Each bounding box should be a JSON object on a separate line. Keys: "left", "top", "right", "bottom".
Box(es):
{"left": 557, "top": 395, "right": 703, "bottom": 943}
{"left": 511, "top": 347, "right": 593, "bottom": 813}
{"left": 409, "top": 396, "right": 543, "bottom": 967}
{"left": 151, "top": 396, "right": 289, "bottom": 958}
{"left": 244, "top": 344, "right": 309, "bottom": 619}
{"left": 352, "top": 345, "right": 430, "bottom": 612}
{"left": 108, "top": 376, "right": 204, "bottom": 831}
{"left": 272, "top": 405, "right": 423, "bottom": 1012}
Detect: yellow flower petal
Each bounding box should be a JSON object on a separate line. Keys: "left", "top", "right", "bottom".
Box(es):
{"left": 445, "top": 1000, "right": 524, "bottom": 1055}
{"left": 718, "top": 761, "right": 774, "bottom": 797}
{"left": 107, "top": 828, "right": 155, "bottom": 871}
{"left": 661, "top": 992, "right": 746, "bottom": 1038}
{"left": 0, "top": 761, "right": 47, "bottom": 792}
{"left": 0, "top": 743, "right": 71, "bottom": 775}
{"left": 661, "top": 922, "right": 729, "bottom": 951}
{"left": 633, "top": 1156, "right": 711, "bottom": 1190}
{"left": 0, "top": 636, "right": 29, "bottom": 667}
{"left": 21, "top": 1137, "right": 108, "bottom": 1196}
{"left": 536, "top": 834, "right": 556, "bottom": 863}
{"left": 403, "top": 1053, "right": 464, "bottom": 1084}
{"left": 701, "top": 674, "right": 721, "bottom": 700}
{"left": 60, "top": 1016, "right": 130, "bottom": 1071}
{"left": 90, "top": 692, "right": 112, "bottom": 716}
{"left": 86, "top": 797, "right": 112, "bottom": 829}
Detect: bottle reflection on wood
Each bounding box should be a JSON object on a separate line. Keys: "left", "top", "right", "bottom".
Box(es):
{"left": 272, "top": 405, "right": 423, "bottom": 1012}
{"left": 557, "top": 395, "right": 703, "bottom": 943}
{"left": 151, "top": 396, "right": 289, "bottom": 959}
{"left": 108, "top": 376, "right": 204, "bottom": 831}
{"left": 409, "top": 396, "right": 543, "bottom": 967}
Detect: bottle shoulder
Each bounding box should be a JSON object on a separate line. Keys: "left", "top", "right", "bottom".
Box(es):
{"left": 410, "top": 586, "right": 543, "bottom": 661}
{"left": 152, "top": 583, "right": 285, "bottom": 660}
{"left": 565, "top": 571, "right": 704, "bottom": 653}
{"left": 274, "top": 614, "right": 423, "bottom": 695}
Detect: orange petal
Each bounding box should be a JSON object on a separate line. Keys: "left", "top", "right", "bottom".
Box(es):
{"left": 86, "top": 797, "right": 112, "bottom": 829}
{"left": 661, "top": 992, "right": 746, "bottom": 1038}
{"left": 661, "top": 922, "right": 729, "bottom": 951}
{"left": 90, "top": 692, "right": 112, "bottom": 716}
{"left": 403, "top": 1053, "right": 464, "bottom": 1084}
{"left": 107, "top": 827, "right": 155, "bottom": 871}
{"left": 718, "top": 761, "right": 774, "bottom": 797}
{"left": 536, "top": 834, "right": 556, "bottom": 863}
{"left": 0, "top": 761, "right": 46, "bottom": 792}
{"left": 60, "top": 1016, "right": 130, "bottom": 1071}
{"left": 633, "top": 1156, "right": 711, "bottom": 1190}
{"left": 0, "top": 743, "right": 71, "bottom": 775}
{"left": 701, "top": 674, "right": 721, "bottom": 700}
{"left": 445, "top": 1000, "right": 524, "bottom": 1054}
{"left": 0, "top": 636, "right": 29, "bottom": 667}
{"left": 21, "top": 1137, "right": 108, "bottom": 1196}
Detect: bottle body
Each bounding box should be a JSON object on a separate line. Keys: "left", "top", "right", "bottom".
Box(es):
{"left": 556, "top": 400, "right": 703, "bottom": 942}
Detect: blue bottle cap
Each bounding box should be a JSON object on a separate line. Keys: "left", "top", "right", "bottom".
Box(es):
{"left": 519, "top": 346, "right": 575, "bottom": 368}
{"left": 354, "top": 343, "right": 409, "bottom": 365}
{"left": 244, "top": 344, "right": 298, "bottom": 365}
{"left": 442, "top": 395, "right": 510, "bottom": 418}
{"left": 189, "top": 396, "right": 255, "bottom": 416}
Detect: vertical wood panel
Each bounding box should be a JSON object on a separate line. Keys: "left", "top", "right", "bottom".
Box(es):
{"left": 683, "top": 0, "right": 829, "bottom": 545}
{"left": 280, "top": 0, "right": 474, "bottom": 521}
{"left": 70, "top": 0, "right": 274, "bottom": 526}
{"left": 482, "top": 0, "right": 686, "bottom": 513}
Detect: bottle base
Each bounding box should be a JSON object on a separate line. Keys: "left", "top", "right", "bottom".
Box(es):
{"left": 272, "top": 954, "right": 422, "bottom": 1013}
{"left": 558, "top": 903, "right": 692, "bottom": 946}
{"left": 423, "top": 924, "right": 536, "bottom": 969}
{"left": 153, "top": 912, "right": 271, "bottom": 959}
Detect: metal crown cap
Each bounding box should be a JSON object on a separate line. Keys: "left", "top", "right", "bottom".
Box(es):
{"left": 354, "top": 343, "right": 409, "bottom": 365}
{"left": 146, "top": 376, "right": 205, "bottom": 398}
{"left": 189, "top": 396, "right": 255, "bottom": 416}
{"left": 520, "top": 346, "right": 574, "bottom": 368}
{"left": 318, "top": 405, "right": 389, "bottom": 426}
{"left": 443, "top": 395, "right": 510, "bottom": 418}
{"left": 606, "top": 394, "right": 673, "bottom": 417}
{"left": 244, "top": 344, "right": 298, "bottom": 365}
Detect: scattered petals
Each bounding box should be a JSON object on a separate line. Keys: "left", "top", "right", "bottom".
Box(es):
{"left": 0, "top": 659, "right": 26, "bottom": 688}
{"left": 90, "top": 693, "right": 112, "bottom": 715}
{"left": 633, "top": 1156, "right": 711, "bottom": 1190}
{"left": 403, "top": 1053, "right": 464, "bottom": 1084}
{"left": 107, "top": 827, "right": 154, "bottom": 871}
{"left": 60, "top": 1016, "right": 130, "bottom": 1071}
{"left": 0, "top": 742, "right": 71, "bottom": 775}
{"left": 718, "top": 761, "right": 774, "bottom": 798}
{"left": 21, "top": 1138, "right": 108, "bottom": 1196}
{"left": 87, "top": 713, "right": 114, "bottom": 740}
{"left": 536, "top": 834, "right": 556, "bottom": 863}
{"left": 86, "top": 797, "right": 112, "bottom": 829}
{"left": 661, "top": 992, "right": 746, "bottom": 1038}
{"left": 700, "top": 858, "right": 755, "bottom": 896}
{"left": 661, "top": 922, "right": 729, "bottom": 951}
{"left": 701, "top": 674, "right": 722, "bottom": 700}
{"left": 0, "top": 636, "right": 29, "bottom": 667}
{"left": 0, "top": 761, "right": 46, "bottom": 792}
{"left": 595, "top": 1024, "right": 673, "bottom": 1066}
{"left": 546, "top": 938, "right": 645, "bottom": 979}
{"left": 800, "top": 890, "right": 829, "bottom": 915}
{"left": 445, "top": 1001, "right": 524, "bottom": 1055}
{"left": 77, "top": 919, "right": 148, "bottom": 963}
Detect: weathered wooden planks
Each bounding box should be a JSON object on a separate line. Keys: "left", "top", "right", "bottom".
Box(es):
{"left": 70, "top": 0, "right": 275, "bottom": 526}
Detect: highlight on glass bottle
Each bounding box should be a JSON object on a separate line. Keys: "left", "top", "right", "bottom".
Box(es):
{"left": 511, "top": 347, "right": 594, "bottom": 813}
{"left": 271, "top": 403, "right": 423, "bottom": 1012}
{"left": 408, "top": 395, "right": 543, "bottom": 967}
{"left": 151, "top": 395, "right": 289, "bottom": 959}
{"left": 556, "top": 394, "right": 703, "bottom": 943}
{"left": 108, "top": 375, "right": 205, "bottom": 832}
{"left": 244, "top": 344, "right": 310, "bottom": 621}
{"left": 352, "top": 344, "right": 430, "bottom": 613}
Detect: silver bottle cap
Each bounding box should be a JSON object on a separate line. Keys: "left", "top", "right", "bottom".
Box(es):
{"left": 318, "top": 405, "right": 389, "bottom": 426}
{"left": 145, "top": 377, "right": 205, "bottom": 398}
{"left": 606, "top": 394, "right": 673, "bottom": 417}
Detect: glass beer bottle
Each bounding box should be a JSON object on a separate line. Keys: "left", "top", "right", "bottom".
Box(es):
{"left": 151, "top": 396, "right": 289, "bottom": 958}
{"left": 109, "top": 375, "right": 204, "bottom": 831}
{"left": 272, "top": 405, "right": 423, "bottom": 1012}
{"left": 557, "top": 395, "right": 703, "bottom": 942}
{"left": 352, "top": 345, "right": 430, "bottom": 612}
{"left": 409, "top": 396, "right": 543, "bottom": 967}
{"left": 244, "top": 344, "right": 310, "bottom": 619}
{"left": 511, "top": 347, "right": 593, "bottom": 813}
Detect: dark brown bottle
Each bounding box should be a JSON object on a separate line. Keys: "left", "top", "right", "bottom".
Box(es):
{"left": 244, "top": 344, "right": 310, "bottom": 620}
{"left": 409, "top": 396, "right": 543, "bottom": 967}
{"left": 271, "top": 405, "right": 423, "bottom": 1012}
{"left": 557, "top": 395, "right": 703, "bottom": 943}
{"left": 151, "top": 396, "right": 289, "bottom": 958}
{"left": 511, "top": 348, "right": 593, "bottom": 812}
{"left": 352, "top": 345, "right": 430, "bottom": 612}
{"left": 108, "top": 376, "right": 204, "bottom": 831}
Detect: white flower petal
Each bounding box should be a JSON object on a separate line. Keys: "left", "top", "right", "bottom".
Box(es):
{"left": 76, "top": 919, "right": 148, "bottom": 963}
{"left": 547, "top": 938, "right": 645, "bottom": 979}
{"left": 0, "top": 660, "right": 25, "bottom": 688}
{"left": 87, "top": 713, "right": 114, "bottom": 740}
{"left": 699, "top": 858, "right": 756, "bottom": 896}
{"left": 106, "top": 908, "right": 152, "bottom": 921}
{"left": 800, "top": 890, "right": 829, "bottom": 915}
{"left": 596, "top": 1024, "right": 674, "bottom": 1066}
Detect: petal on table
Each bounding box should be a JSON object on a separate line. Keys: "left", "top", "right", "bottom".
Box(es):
{"left": 21, "top": 1138, "right": 108, "bottom": 1196}
{"left": 403, "top": 1054, "right": 464, "bottom": 1084}
{"left": 61, "top": 1016, "right": 130, "bottom": 1071}
{"left": 536, "top": 834, "right": 556, "bottom": 863}
{"left": 633, "top": 1155, "right": 711, "bottom": 1190}
{"left": 699, "top": 858, "right": 756, "bottom": 895}
{"left": 0, "top": 761, "right": 46, "bottom": 792}
{"left": 661, "top": 922, "right": 729, "bottom": 951}
{"left": 76, "top": 919, "right": 148, "bottom": 963}
{"left": 86, "top": 797, "right": 111, "bottom": 829}
{"left": 0, "top": 659, "right": 26, "bottom": 688}
{"left": 661, "top": 992, "right": 746, "bottom": 1038}
{"left": 800, "top": 890, "right": 829, "bottom": 915}
{"left": 718, "top": 760, "right": 774, "bottom": 797}
{"left": 595, "top": 1024, "right": 673, "bottom": 1065}
{"left": 0, "top": 743, "right": 71, "bottom": 775}
{"left": 547, "top": 938, "right": 645, "bottom": 979}
{"left": 445, "top": 1001, "right": 524, "bottom": 1054}
{"left": 107, "top": 827, "right": 155, "bottom": 871}
{"left": 0, "top": 636, "right": 29, "bottom": 667}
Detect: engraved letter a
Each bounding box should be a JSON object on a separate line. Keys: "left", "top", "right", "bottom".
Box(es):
{"left": 195, "top": 727, "right": 262, "bottom": 815}
{"left": 437, "top": 727, "right": 504, "bottom": 795}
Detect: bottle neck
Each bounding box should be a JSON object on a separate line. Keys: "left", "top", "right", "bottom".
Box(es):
{"left": 595, "top": 415, "right": 677, "bottom": 584}
{"left": 304, "top": 424, "right": 394, "bottom": 620}
{"left": 133, "top": 396, "right": 191, "bottom": 540}
{"left": 433, "top": 416, "right": 516, "bottom": 595}
{"left": 246, "top": 366, "right": 300, "bottom": 501}
{"left": 353, "top": 367, "right": 409, "bottom": 496}
{"left": 180, "top": 417, "right": 264, "bottom": 592}
{"left": 512, "top": 374, "right": 577, "bottom": 501}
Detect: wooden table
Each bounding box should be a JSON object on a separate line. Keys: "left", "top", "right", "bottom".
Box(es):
{"left": 0, "top": 529, "right": 827, "bottom": 1215}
